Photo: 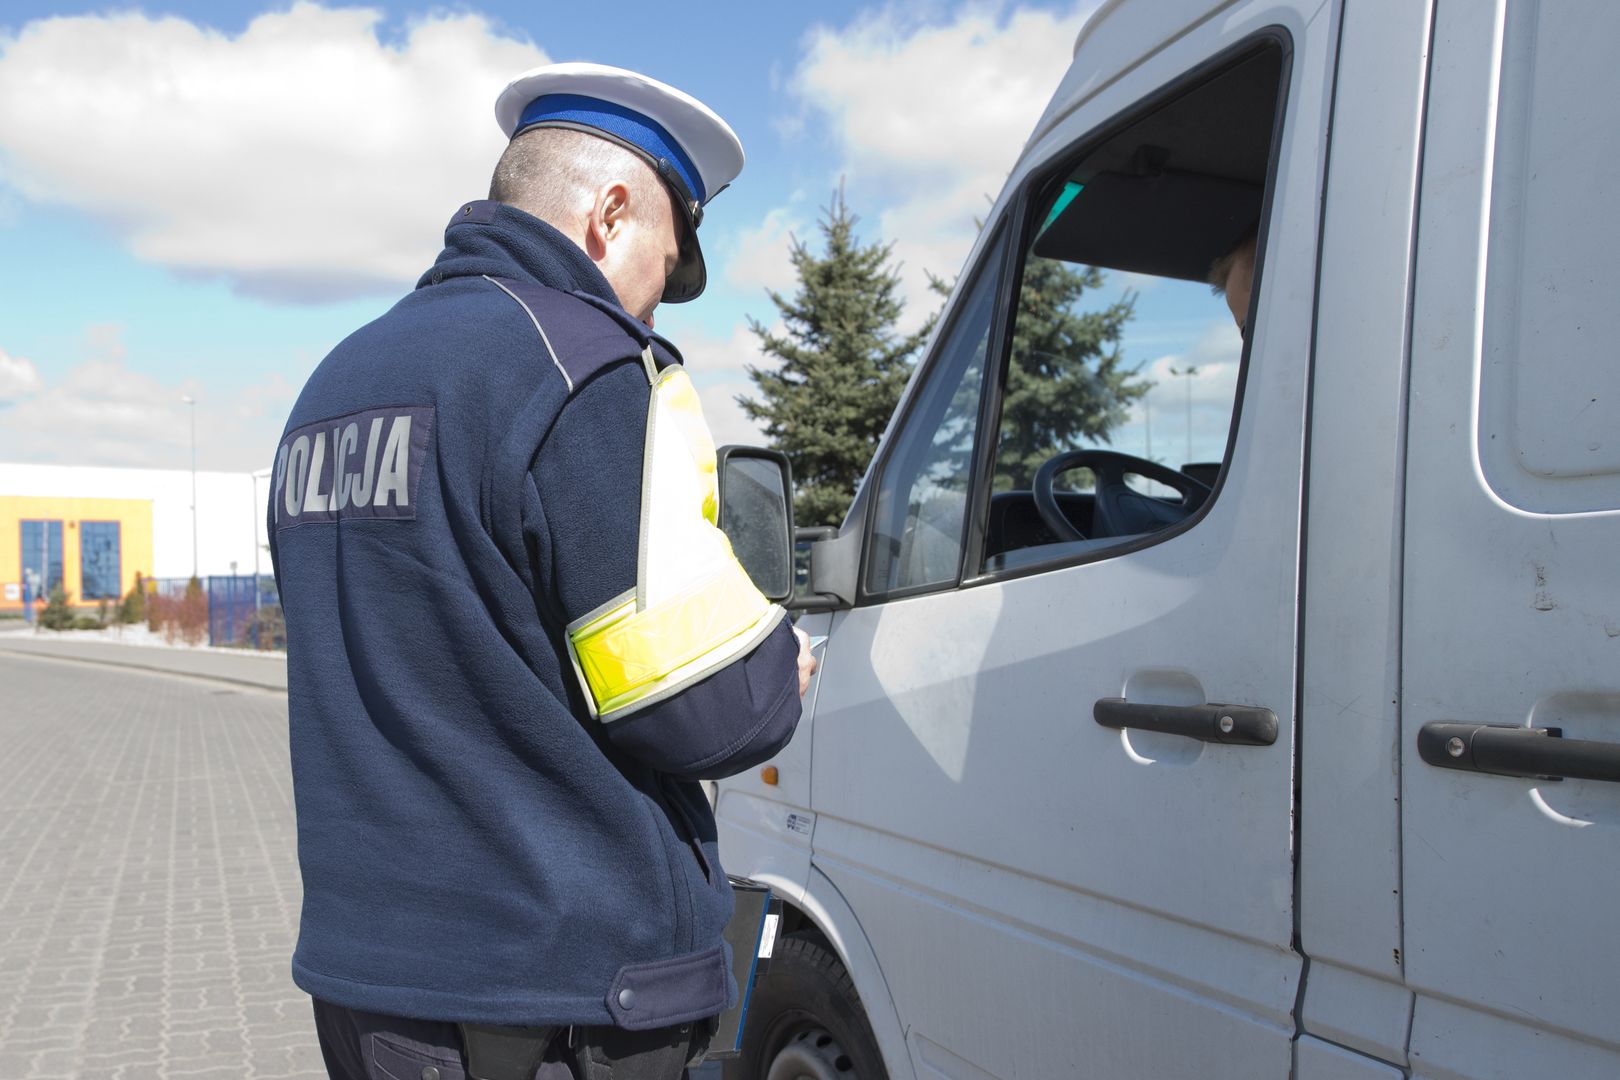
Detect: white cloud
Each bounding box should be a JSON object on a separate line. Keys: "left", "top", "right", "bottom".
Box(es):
{"left": 790, "top": 3, "right": 1096, "bottom": 322}
{"left": 796, "top": 5, "right": 1086, "bottom": 182}
{"left": 725, "top": 205, "right": 808, "bottom": 296}
{"left": 1112, "top": 269, "right": 1165, "bottom": 293}
{"left": 0, "top": 317, "right": 777, "bottom": 469}
{"left": 0, "top": 4, "right": 545, "bottom": 302}
{"left": 678, "top": 322, "right": 780, "bottom": 447}
{"left": 0, "top": 327, "right": 303, "bottom": 470}
{"left": 0, "top": 346, "right": 42, "bottom": 401}
{"left": 1139, "top": 318, "right": 1243, "bottom": 405}
{"left": 698, "top": 378, "right": 768, "bottom": 449}
{"left": 1113, "top": 317, "right": 1244, "bottom": 465}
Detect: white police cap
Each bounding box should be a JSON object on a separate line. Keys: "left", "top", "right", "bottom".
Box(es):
{"left": 494, "top": 62, "right": 745, "bottom": 303}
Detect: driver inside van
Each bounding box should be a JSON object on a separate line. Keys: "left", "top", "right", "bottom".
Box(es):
{"left": 1209, "top": 225, "right": 1258, "bottom": 333}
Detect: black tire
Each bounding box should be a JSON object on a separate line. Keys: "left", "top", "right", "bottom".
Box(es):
{"left": 721, "top": 932, "right": 889, "bottom": 1080}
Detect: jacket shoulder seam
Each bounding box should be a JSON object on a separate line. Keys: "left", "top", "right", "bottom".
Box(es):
{"left": 482, "top": 274, "right": 575, "bottom": 392}
{"left": 481, "top": 276, "right": 645, "bottom": 395}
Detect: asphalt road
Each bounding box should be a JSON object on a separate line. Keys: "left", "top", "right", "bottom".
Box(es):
{"left": 0, "top": 651, "right": 323, "bottom": 1080}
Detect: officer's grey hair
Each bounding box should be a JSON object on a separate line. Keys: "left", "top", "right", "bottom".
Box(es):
{"left": 489, "top": 127, "right": 666, "bottom": 229}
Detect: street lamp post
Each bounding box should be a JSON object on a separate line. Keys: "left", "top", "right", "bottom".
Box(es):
{"left": 1143, "top": 386, "right": 1153, "bottom": 461}
{"left": 250, "top": 467, "right": 272, "bottom": 641}
{"left": 181, "top": 395, "right": 198, "bottom": 580}
{"left": 1168, "top": 365, "right": 1198, "bottom": 465}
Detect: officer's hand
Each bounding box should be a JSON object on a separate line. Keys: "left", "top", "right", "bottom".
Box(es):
{"left": 792, "top": 626, "right": 817, "bottom": 698}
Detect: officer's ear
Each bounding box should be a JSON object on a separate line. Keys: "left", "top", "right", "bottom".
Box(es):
{"left": 585, "top": 180, "right": 634, "bottom": 258}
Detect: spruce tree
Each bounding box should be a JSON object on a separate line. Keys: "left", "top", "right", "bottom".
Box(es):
{"left": 992, "top": 255, "right": 1143, "bottom": 490}
{"left": 740, "top": 192, "right": 932, "bottom": 527}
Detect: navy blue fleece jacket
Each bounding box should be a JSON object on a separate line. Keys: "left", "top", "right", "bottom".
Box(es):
{"left": 267, "top": 200, "right": 800, "bottom": 1029}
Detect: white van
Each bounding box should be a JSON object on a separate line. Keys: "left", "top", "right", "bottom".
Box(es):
{"left": 710, "top": 0, "right": 1620, "bottom": 1077}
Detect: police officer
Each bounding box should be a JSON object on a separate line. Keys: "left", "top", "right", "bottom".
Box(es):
{"left": 268, "top": 63, "right": 814, "bottom": 1080}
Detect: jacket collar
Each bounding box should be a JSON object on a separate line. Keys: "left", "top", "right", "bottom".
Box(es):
{"left": 418, "top": 200, "right": 622, "bottom": 309}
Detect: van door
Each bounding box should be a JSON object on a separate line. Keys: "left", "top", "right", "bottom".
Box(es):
{"left": 805, "top": 11, "right": 1334, "bottom": 1077}
{"left": 1400, "top": 3, "right": 1620, "bottom": 1076}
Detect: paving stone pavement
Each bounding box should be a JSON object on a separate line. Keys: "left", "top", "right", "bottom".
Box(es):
{"left": 0, "top": 652, "right": 324, "bottom": 1080}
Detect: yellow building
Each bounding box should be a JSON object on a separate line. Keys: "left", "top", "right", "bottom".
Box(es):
{"left": 0, "top": 496, "right": 154, "bottom": 613}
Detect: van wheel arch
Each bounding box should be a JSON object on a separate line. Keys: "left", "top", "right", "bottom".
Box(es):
{"left": 722, "top": 870, "right": 915, "bottom": 1079}
{"left": 721, "top": 929, "right": 888, "bottom": 1080}
{"left": 776, "top": 901, "right": 823, "bottom": 944}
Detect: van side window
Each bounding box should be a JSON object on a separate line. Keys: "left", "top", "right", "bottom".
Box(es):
{"left": 981, "top": 43, "right": 1283, "bottom": 574}
{"left": 865, "top": 232, "right": 1007, "bottom": 595}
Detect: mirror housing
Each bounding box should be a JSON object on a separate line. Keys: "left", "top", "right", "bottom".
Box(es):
{"left": 716, "top": 446, "right": 795, "bottom": 604}
{"left": 805, "top": 526, "right": 859, "bottom": 609}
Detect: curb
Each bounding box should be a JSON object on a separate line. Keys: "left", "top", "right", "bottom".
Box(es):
{"left": 0, "top": 641, "right": 288, "bottom": 694}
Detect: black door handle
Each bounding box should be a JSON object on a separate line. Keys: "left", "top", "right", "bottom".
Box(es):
{"left": 1418, "top": 722, "right": 1620, "bottom": 783}
{"left": 1093, "top": 698, "right": 1278, "bottom": 746}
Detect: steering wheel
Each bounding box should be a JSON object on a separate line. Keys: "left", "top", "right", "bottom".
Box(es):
{"left": 1033, "top": 449, "right": 1213, "bottom": 542}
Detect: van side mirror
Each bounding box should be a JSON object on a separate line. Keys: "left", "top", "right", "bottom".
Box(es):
{"left": 716, "top": 446, "right": 795, "bottom": 604}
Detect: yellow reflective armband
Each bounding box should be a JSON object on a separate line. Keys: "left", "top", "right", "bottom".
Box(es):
{"left": 565, "top": 352, "right": 784, "bottom": 721}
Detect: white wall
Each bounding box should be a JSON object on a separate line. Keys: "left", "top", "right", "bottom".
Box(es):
{"left": 0, "top": 462, "right": 272, "bottom": 580}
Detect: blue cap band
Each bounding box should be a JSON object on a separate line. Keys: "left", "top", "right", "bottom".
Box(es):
{"left": 514, "top": 94, "right": 707, "bottom": 205}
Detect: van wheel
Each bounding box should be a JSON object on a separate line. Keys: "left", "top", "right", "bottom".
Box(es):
{"left": 721, "top": 932, "right": 888, "bottom": 1080}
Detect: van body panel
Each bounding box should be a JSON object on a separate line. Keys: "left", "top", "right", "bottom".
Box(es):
{"left": 816, "top": 814, "right": 1297, "bottom": 1076}
{"left": 1033, "top": 0, "right": 1248, "bottom": 152}
{"left": 711, "top": 791, "right": 815, "bottom": 900}
{"left": 709, "top": 609, "right": 830, "bottom": 896}
{"left": 712, "top": 607, "right": 831, "bottom": 815}
{"left": 1400, "top": 0, "right": 1620, "bottom": 1069}
{"left": 1298, "top": 962, "right": 1413, "bottom": 1068}
{"left": 1407, "top": 997, "right": 1620, "bottom": 1080}
{"left": 1295, "top": 0, "right": 1429, "bottom": 990}
{"left": 910, "top": 1032, "right": 999, "bottom": 1080}
{"left": 1472, "top": 3, "right": 1620, "bottom": 514}
{"left": 1296, "top": 1035, "right": 1406, "bottom": 1080}
{"left": 793, "top": 864, "right": 918, "bottom": 1080}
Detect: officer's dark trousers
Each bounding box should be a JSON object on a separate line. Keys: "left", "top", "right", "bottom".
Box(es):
{"left": 312, "top": 997, "right": 706, "bottom": 1080}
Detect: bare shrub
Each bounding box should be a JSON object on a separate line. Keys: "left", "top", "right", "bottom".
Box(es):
{"left": 147, "top": 585, "right": 165, "bottom": 634}
{"left": 177, "top": 577, "right": 208, "bottom": 647}
{"left": 148, "top": 594, "right": 178, "bottom": 644}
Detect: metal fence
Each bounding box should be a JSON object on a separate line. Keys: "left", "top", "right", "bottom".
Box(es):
{"left": 148, "top": 575, "right": 284, "bottom": 649}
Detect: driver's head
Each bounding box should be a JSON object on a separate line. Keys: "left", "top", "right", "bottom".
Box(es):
{"left": 1208, "top": 226, "right": 1258, "bottom": 333}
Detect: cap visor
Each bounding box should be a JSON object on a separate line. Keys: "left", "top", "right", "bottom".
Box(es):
{"left": 661, "top": 200, "right": 706, "bottom": 303}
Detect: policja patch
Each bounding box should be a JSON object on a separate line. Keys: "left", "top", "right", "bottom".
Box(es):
{"left": 272, "top": 405, "right": 434, "bottom": 528}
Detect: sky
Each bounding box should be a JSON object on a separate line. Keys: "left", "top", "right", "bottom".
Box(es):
{"left": 0, "top": 0, "right": 1239, "bottom": 475}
